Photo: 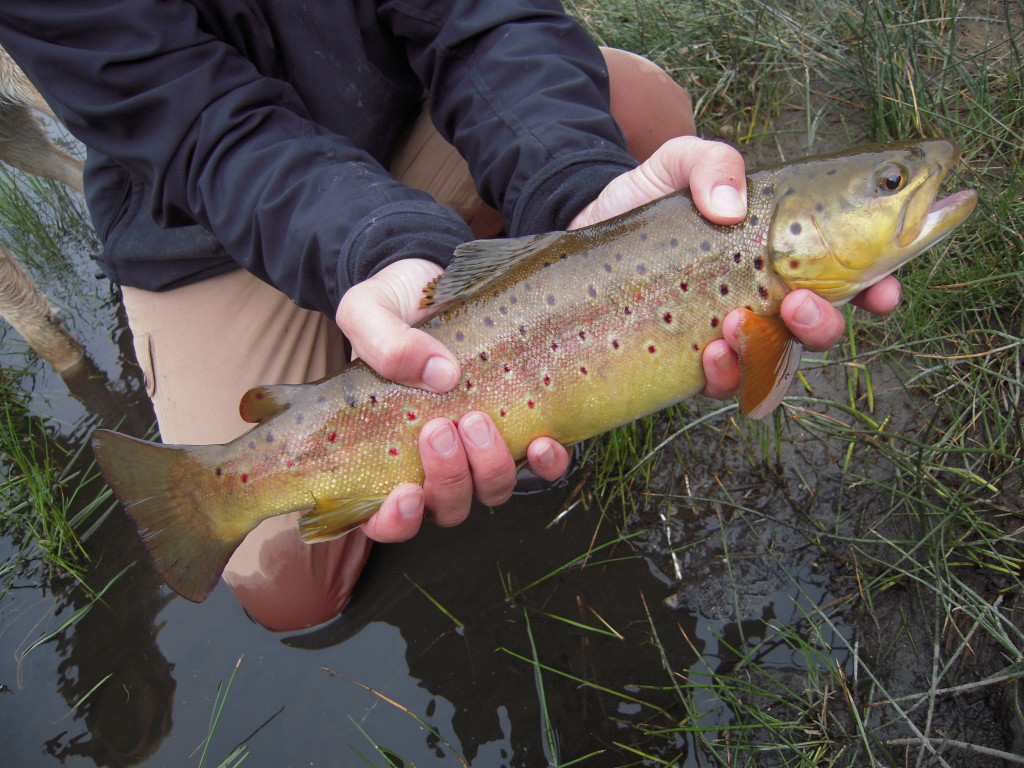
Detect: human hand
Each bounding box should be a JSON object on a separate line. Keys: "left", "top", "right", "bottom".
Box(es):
{"left": 335, "top": 259, "right": 570, "bottom": 543}
{"left": 567, "top": 136, "right": 902, "bottom": 400}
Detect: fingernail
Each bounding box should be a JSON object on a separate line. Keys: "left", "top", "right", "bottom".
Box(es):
{"left": 462, "top": 413, "right": 492, "bottom": 448}
{"left": 534, "top": 441, "right": 556, "bottom": 468}
{"left": 398, "top": 490, "right": 421, "bottom": 520}
{"left": 710, "top": 185, "right": 746, "bottom": 218}
{"left": 422, "top": 356, "right": 458, "bottom": 391}
{"left": 793, "top": 294, "right": 822, "bottom": 327}
{"left": 713, "top": 346, "right": 736, "bottom": 370}
{"left": 427, "top": 422, "right": 457, "bottom": 456}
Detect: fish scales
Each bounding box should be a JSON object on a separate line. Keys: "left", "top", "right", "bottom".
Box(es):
{"left": 91, "top": 140, "right": 978, "bottom": 601}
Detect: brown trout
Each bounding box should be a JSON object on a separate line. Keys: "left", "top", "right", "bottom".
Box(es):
{"left": 92, "top": 140, "right": 977, "bottom": 602}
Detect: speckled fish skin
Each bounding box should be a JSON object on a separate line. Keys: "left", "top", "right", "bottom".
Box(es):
{"left": 91, "top": 139, "right": 977, "bottom": 602}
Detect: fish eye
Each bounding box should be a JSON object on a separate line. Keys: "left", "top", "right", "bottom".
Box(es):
{"left": 875, "top": 162, "right": 908, "bottom": 193}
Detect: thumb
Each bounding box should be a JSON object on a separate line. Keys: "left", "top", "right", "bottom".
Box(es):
{"left": 335, "top": 259, "right": 461, "bottom": 392}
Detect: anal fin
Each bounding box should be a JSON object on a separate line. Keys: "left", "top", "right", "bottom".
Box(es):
{"left": 298, "top": 494, "right": 389, "bottom": 543}
{"left": 735, "top": 310, "right": 802, "bottom": 419}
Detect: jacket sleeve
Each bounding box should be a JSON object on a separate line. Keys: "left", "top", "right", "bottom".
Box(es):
{"left": 0, "top": 1, "right": 473, "bottom": 316}
{"left": 378, "top": 0, "right": 638, "bottom": 236}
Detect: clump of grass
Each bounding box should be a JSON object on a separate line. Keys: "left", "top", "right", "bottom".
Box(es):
{"left": 0, "top": 370, "right": 113, "bottom": 593}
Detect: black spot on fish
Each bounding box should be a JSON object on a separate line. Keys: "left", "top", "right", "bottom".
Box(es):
{"left": 636, "top": 264, "right": 647, "bottom": 275}
{"left": 720, "top": 284, "right": 730, "bottom": 295}
{"left": 369, "top": 395, "right": 378, "bottom": 404}
{"left": 346, "top": 396, "right": 357, "bottom": 408}
{"left": 692, "top": 343, "right": 700, "bottom": 352}
{"left": 762, "top": 185, "right": 774, "bottom": 197}
{"left": 266, "top": 433, "right": 275, "bottom": 443}
{"left": 663, "top": 312, "right": 673, "bottom": 324}
{"left": 484, "top": 317, "right": 494, "bottom": 327}
{"left": 295, "top": 414, "right": 304, "bottom": 424}
{"left": 789, "top": 259, "right": 801, "bottom": 271}
{"left": 480, "top": 352, "right": 488, "bottom": 362}
{"left": 700, "top": 240, "right": 711, "bottom": 252}
{"left": 456, "top": 331, "right": 465, "bottom": 342}
{"left": 248, "top": 441, "right": 257, "bottom": 451}
{"left": 827, "top": 168, "right": 837, "bottom": 176}
{"left": 670, "top": 238, "right": 679, "bottom": 248}
{"left": 519, "top": 325, "right": 527, "bottom": 335}
{"left": 733, "top": 252, "right": 742, "bottom": 263}
{"left": 578, "top": 330, "right": 587, "bottom": 340}
{"left": 680, "top": 282, "right": 689, "bottom": 292}
{"left": 640, "top": 233, "right": 648, "bottom": 241}
{"left": 790, "top": 222, "right": 802, "bottom": 235}
{"left": 550, "top": 341, "right": 559, "bottom": 351}
{"left": 559, "top": 252, "right": 568, "bottom": 260}
{"left": 815, "top": 203, "right": 825, "bottom": 213}
{"left": 510, "top": 295, "right": 518, "bottom": 305}
{"left": 611, "top": 339, "right": 620, "bottom": 349}
{"left": 754, "top": 256, "right": 764, "bottom": 270}
{"left": 587, "top": 285, "right": 597, "bottom": 298}
{"left": 711, "top": 317, "right": 719, "bottom": 328}
{"left": 603, "top": 263, "right": 612, "bottom": 273}
{"left": 215, "top": 467, "right": 223, "bottom": 477}
{"left": 758, "top": 285, "right": 769, "bottom": 299}
{"left": 615, "top": 252, "right": 623, "bottom": 261}
{"left": 749, "top": 215, "right": 759, "bottom": 227}
{"left": 499, "top": 305, "right": 508, "bottom": 315}
{"left": 546, "top": 294, "right": 556, "bottom": 306}
{"left": 785, "top": 188, "right": 795, "bottom": 196}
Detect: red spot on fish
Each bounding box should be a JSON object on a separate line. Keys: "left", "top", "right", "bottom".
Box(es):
{"left": 543, "top": 375, "right": 552, "bottom": 386}
{"left": 612, "top": 339, "right": 620, "bottom": 349}
{"left": 389, "top": 448, "right": 399, "bottom": 456}
{"left": 528, "top": 399, "right": 536, "bottom": 409}
{"left": 789, "top": 259, "right": 801, "bottom": 270}
{"left": 663, "top": 312, "right": 673, "bottom": 324}
{"left": 369, "top": 395, "right": 378, "bottom": 404}
{"left": 407, "top": 412, "right": 417, "bottom": 420}
{"left": 466, "top": 380, "right": 474, "bottom": 390}
{"left": 580, "top": 366, "right": 588, "bottom": 375}
{"left": 692, "top": 343, "right": 700, "bottom": 351}
{"left": 578, "top": 330, "right": 587, "bottom": 340}
{"left": 551, "top": 341, "right": 559, "bottom": 351}
{"left": 624, "top": 306, "right": 632, "bottom": 315}
{"left": 240, "top": 473, "right": 249, "bottom": 484}
{"left": 503, "top": 364, "right": 511, "bottom": 373}
{"left": 648, "top": 345, "right": 657, "bottom": 354}
{"left": 286, "top": 459, "right": 295, "bottom": 468}
{"left": 500, "top": 408, "right": 507, "bottom": 417}
{"left": 327, "top": 432, "right": 338, "bottom": 443}
{"left": 711, "top": 317, "right": 719, "bottom": 328}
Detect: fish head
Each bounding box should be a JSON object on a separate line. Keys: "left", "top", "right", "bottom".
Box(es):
{"left": 767, "top": 139, "right": 978, "bottom": 304}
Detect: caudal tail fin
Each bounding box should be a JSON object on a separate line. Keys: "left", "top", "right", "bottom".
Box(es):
{"left": 92, "top": 429, "right": 243, "bottom": 602}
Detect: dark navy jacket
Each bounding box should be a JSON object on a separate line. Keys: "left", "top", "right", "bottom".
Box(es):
{"left": 0, "top": 0, "right": 636, "bottom": 317}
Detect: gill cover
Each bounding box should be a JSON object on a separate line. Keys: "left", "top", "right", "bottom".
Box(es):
{"left": 767, "top": 140, "right": 976, "bottom": 304}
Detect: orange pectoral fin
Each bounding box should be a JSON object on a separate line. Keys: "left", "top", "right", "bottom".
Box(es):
{"left": 735, "top": 310, "right": 803, "bottom": 419}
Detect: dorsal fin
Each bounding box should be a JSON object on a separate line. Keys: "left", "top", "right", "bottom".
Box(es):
{"left": 420, "top": 231, "right": 564, "bottom": 308}
{"left": 239, "top": 384, "right": 305, "bottom": 423}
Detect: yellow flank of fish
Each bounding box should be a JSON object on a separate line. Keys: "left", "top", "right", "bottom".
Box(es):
{"left": 92, "top": 139, "right": 977, "bottom": 602}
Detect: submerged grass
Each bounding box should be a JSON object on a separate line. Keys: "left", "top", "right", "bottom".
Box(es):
{"left": 557, "top": 0, "right": 1024, "bottom": 765}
